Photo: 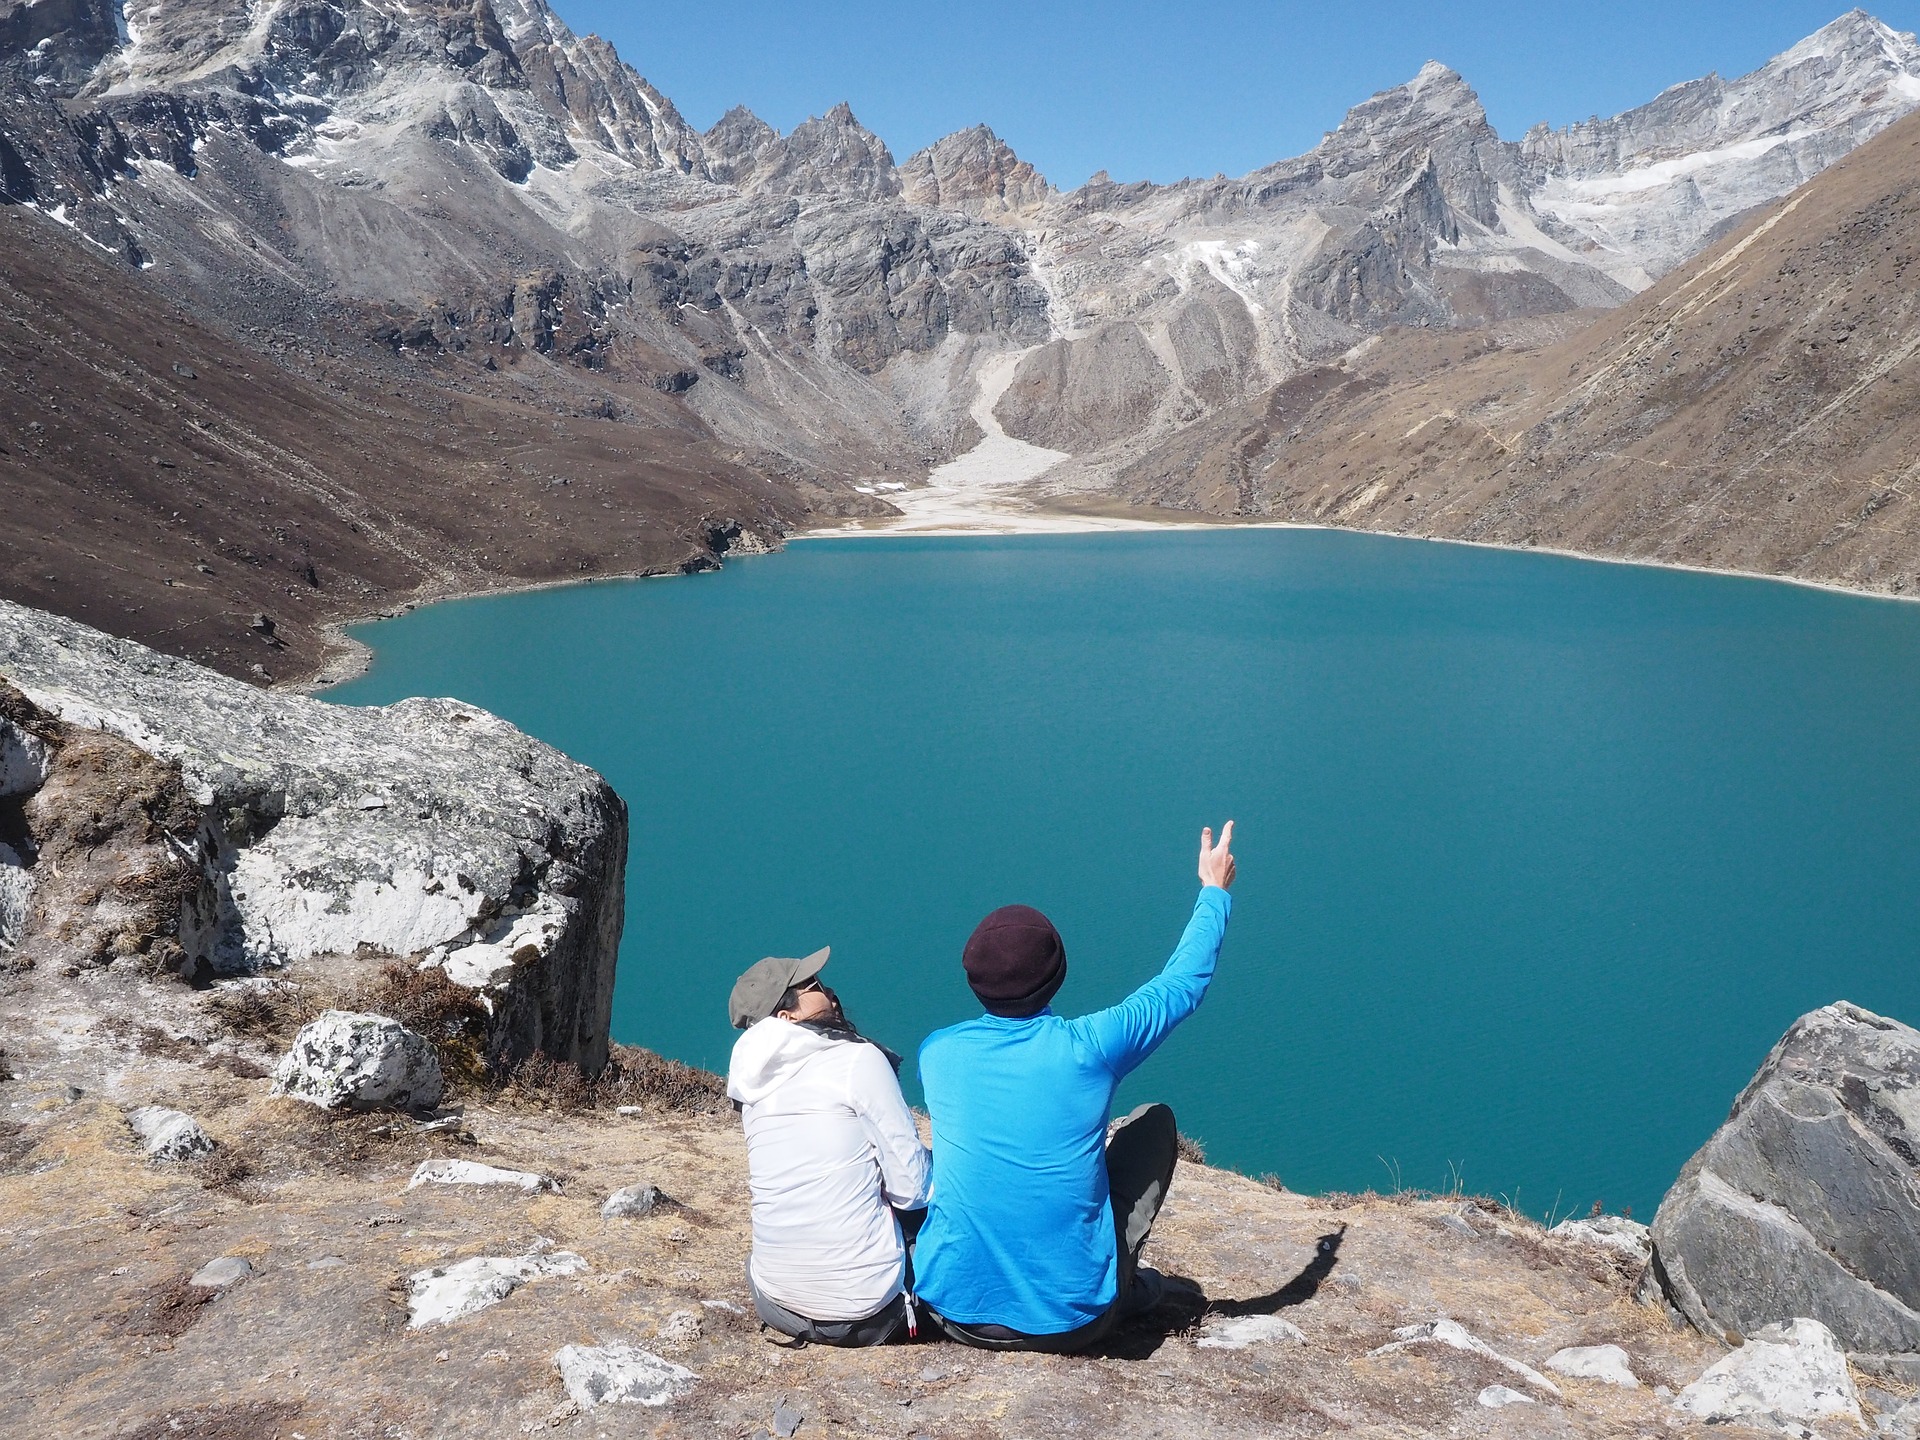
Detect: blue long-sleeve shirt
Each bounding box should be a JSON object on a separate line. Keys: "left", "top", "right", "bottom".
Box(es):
{"left": 913, "top": 886, "right": 1232, "bottom": 1334}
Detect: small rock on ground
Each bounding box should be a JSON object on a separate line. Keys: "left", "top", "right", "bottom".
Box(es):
{"left": 1547, "top": 1343, "right": 1640, "bottom": 1387}
{"left": 552, "top": 1342, "right": 696, "bottom": 1408}
{"left": 773, "top": 1401, "right": 805, "bottom": 1437}
{"left": 188, "top": 1256, "right": 252, "bottom": 1289}
{"left": 409, "top": 1158, "right": 550, "bottom": 1192}
{"left": 658, "top": 1309, "right": 702, "bottom": 1346}
{"left": 126, "top": 1106, "right": 214, "bottom": 1161}
{"left": 273, "top": 1011, "right": 443, "bottom": 1112}
{"left": 1479, "top": 1385, "right": 1536, "bottom": 1407}
{"left": 1195, "top": 1314, "right": 1306, "bottom": 1349}
{"left": 407, "top": 1245, "right": 587, "bottom": 1328}
{"left": 601, "top": 1183, "right": 661, "bottom": 1217}
{"left": 1370, "top": 1318, "right": 1562, "bottom": 1397}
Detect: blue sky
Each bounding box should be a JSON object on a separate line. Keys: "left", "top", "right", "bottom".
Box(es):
{"left": 551, "top": 2, "right": 1920, "bottom": 186}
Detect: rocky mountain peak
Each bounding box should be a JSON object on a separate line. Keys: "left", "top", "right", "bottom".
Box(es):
{"left": 702, "top": 103, "right": 780, "bottom": 185}
{"left": 899, "top": 123, "right": 1050, "bottom": 220}
{"left": 1312, "top": 59, "right": 1498, "bottom": 185}
{"left": 745, "top": 100, "right": 899, "bottom": 199}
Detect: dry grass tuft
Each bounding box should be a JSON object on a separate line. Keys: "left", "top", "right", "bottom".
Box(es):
{"left": 234, "top": 1100, "right": 428, "bottom": 1179}
{"left": 500, "top": 1042, "right": 727, "bottom": 1117}
{"left": 113, "top": 1398, "right": 303, "bottom": 1440}
{"left": 193, "top": 1147, "right": 264, "bottom": 1201}
{"left": 204, "top": 983, "right": 319, "bottom": 1045}
{"left": 1175, "top": 1131, "right": 1207, "bottom": 1164}
{"left": 122, "top": 1274, "right": 217, "bottom": 1338}
{"left": 346, "top": 959, "right": 490, "bottom": 1090}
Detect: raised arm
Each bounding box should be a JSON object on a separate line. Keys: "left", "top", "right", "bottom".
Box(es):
{"left": 1080, "top": 823, "right": 1237, "bottom": 1079}
{"left": 848, "top": 1043, "right": 932, "bottom": 1209}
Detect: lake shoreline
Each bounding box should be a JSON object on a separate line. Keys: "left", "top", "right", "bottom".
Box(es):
{"left": 306, "top": 502, "right": 1920, "bottom": 696}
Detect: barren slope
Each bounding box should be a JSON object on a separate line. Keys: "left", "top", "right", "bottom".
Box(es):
{"left": 1102, "top": 109, "right": 1920, "bottom": 595}
{"left": 0, "top": 203, "right": 807, "bottom": 682}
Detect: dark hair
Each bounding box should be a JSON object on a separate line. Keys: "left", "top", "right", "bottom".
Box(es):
{"left": 773, "top": 986, "right": 802, "bottom": 1016}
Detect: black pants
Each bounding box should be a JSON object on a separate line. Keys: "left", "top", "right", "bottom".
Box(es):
{"left": 748, "top": 1208, "right": 927, "bottom": 1347}
{"left": 934, "top": 1101, "right": 1180, "bottom": 1354}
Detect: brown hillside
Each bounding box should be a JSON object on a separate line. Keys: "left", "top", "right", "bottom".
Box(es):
{"left": 0, "top": 205, "right": 811, "bottom": 684}
{"left": 1112, "top": 110, "right": 1920, "bottom": 594}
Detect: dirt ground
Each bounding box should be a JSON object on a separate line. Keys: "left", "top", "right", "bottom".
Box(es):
{"left": 7, "top": 956, "right": 1902, "bottom": 1440}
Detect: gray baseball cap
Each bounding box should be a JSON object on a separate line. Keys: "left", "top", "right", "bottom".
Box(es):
{"left": 727, "top": 947, "right": 831, "bottom": 1030}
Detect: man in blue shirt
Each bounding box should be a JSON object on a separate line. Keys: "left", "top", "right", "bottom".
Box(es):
{"left": 914, "top": 822, "right": 1237, "bottom": 1351}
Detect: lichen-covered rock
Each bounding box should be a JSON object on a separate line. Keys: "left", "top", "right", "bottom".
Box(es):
{"left": 0, "top": 842, "right": 30, "bottom": 954}
{"left": 188, "top": 1256, "right": 252, "bottom": 1289}
{"left": 1673, "top": 1318, "right": 1862, "bottom": 1427}
{"left": 273, "top": 1010, "right": 444, "bottom": 1112}
{"left": 553, "top": 1342, "right": 696, "bottom": 1408}
{"left": 1550, "top": 1214, "right": 1651, "bottom": 1265}
{"left": 601, "top": 1183, "right": 661, "bottom": 1218}
{"left": 408, "top": 1158, "right": 549, "bottom": 1192}
{"left": 0, "top": 599, "right": 626, "bottom": 1070}
{"left": 1649, "top": 1002, "right": 1920, "bottom": 1359}
{"left": 407, "top": 1243, "right": 587, "bottom": 1328}
{"left": 126, "top": 1105, "right": 215, "bottom": 1160}
{"left": 1195, "top": 1314, "right": 1305, "bottom": 1350}
{"left": 1547, "top": 1344, "right": 1640, "bottom": 1387}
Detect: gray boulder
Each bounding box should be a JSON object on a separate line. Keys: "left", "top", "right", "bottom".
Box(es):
{"left": 552, "top": 1342, "right": 696, "bottom": 1408}
{"left": 0, "top": 599, "right": 626, "bottom": 1070}
{"left": 1650, "top": 1002, "right": 1920, "bottom": 1361}
{"left": 1672, "top": 1318, "right": 1862, "bottom": 1428}
{"left": 189, "top": 1256, "right": 253, "bottom": 1289}
{"left": 1549, "top": 1214, "right": 1651, "bottom": 1265}
{"left": 601, "top": 1183, "right": 662, "bottom": 1218}
{"left": 272, "top": 1010, "right": 444, "bottom": 1112}
{"left": 127, "top": 1106, "right": 215, "bottom": 1161}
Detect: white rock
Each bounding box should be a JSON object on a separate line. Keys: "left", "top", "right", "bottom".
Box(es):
{"left": 658, "top": 1309, "right": 702, "bottom": 1345}
{"left": 0, "top": 599, "right": 626, "bottom": 1073}
{"left": 406, "top": 1246, "right": 587, "bottom": 1327}
{"left": 1547, "top": 1343, "right": 1640, "bottom": 1387}
{"left": 1370, "top": 1318, "right": 1562, "bottom": 1397}
{"left": 1195, "top": 1314, "right": 1306, "bottom": 1349}
{"left": 1478, "top": 1385, "right": 1536, "bottom": 1408}
{"left": 0, "top": 842, "right": 32, "bottom": 953}
{"left": 553, "top": 1342, "right": 696, "bottom": 1409}
{"left": 126, "top": 1106, "right": 215, "bottom": 1161}
{"left": 601, "top": 1184, "right": 660, "bottom": 1218}
{"left": 429, "top": 896, "right": 568, "bottom": 990}
{"left": 272, "top": 1010, "right": 443, "bottom": 1111}
{"left": 408, "top": 1158, "right": 551, "bottom": 1193}
{"left": 1549, "top": 1214, "right": 1653, "bottom": 1263}
{"left": 0, "top": 719, "right": 48, "bottom": 796}
{"left": 189, "top": 1256, "right": 252, "bottom": 1288}
{"left": 1674, "top": 1318, "right": 1862, "bottom": 1427}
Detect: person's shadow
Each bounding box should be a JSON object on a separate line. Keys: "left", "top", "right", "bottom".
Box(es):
{"left": 1092, "top": 1225, "right": 1347, "bottom": 1360}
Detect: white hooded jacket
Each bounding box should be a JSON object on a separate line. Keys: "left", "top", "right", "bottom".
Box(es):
{"left": 727, "top": 1016, "right": 931, "bottom": 1321}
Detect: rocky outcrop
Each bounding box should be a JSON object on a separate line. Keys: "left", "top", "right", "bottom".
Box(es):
{"left": 553, "top": 1343, "right": 696, "bottom": 1409}
{"left": 899, "top": 126, "right": 1051, "bottom": 220}
{"left": 406, "top": 1241, "right": 587, "bottom": 1328}
{"left": 273, "top": 1011, "right": 445, "bottom": 1111}
{"left": 0, "top": 599, "right": 627, "bottom": 1071}
{"left": 1650, "top": 1002, "right": 1920, "bottom": 1366}
{"left": 1672, "top": 1318, "right": 1863, "bottom": 1428}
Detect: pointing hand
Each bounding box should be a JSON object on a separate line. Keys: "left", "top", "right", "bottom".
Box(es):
{"left": 1198, "top": 820, "right": 1236, "bottom": 891}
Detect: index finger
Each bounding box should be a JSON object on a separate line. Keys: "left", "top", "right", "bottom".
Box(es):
{"left": 1219, "top": 820, "right": 1234, "bottom": 851}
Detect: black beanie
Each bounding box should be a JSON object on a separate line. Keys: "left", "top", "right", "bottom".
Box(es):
{"left": 963, "top": 904, "right": 1067, "bottom": 1017}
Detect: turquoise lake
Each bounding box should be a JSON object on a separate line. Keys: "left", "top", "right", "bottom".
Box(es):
{"left": 324, "top": 529, "right": 1920, "bottom": 1220}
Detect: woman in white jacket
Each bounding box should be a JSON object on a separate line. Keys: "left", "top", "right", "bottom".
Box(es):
{"left": 726, "top": 948, "right": 931, "bottom": 1345}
